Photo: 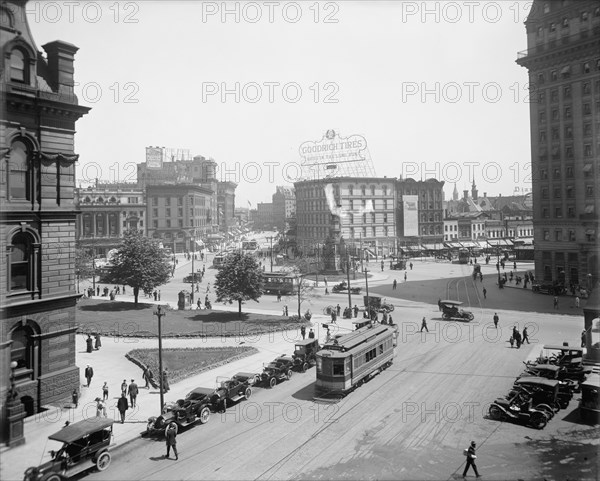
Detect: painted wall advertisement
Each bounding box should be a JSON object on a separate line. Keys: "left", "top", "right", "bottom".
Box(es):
{"left": 403, "top": 195, "right": 419, "bottom": 237}
{"left": 145, "top": 147, "right": 164, "bottom": 169}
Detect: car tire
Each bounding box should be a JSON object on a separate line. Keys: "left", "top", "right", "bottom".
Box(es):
{"left": 489, "top": 405, "right": 503, "bottom": 420}
{"left": 286, "top": 370, "right": 293, "bottom": 380}
{"left": 269, "top": 377, "right": 277, "bottom": 389}
{"left": 199, "top": 406, "right": 210, "bottom": 424}
{"left": 245, "top": 387, "right": 252, "bottom": 399}
{"left": 530, "top": 412, "right": 547, "bottom": 430}
{"left": 302, "top": 363, "right": 309, "bottom": 372}
{"left": 535, "top": 404, "right": 554, "bottom": 419}
{"left": 467, "top": 313, "right": 474, "bottom": 321}
{"left": 95, "top": 451, "right": 111, "bottom": 471}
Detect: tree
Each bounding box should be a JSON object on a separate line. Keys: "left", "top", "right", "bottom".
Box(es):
{"left": 214, "top": 252, "right": 264, "bottom": 318}
{"left": 75, "top": 247, "right": 95, "bottom": 282}
{"left": 285, "top": 258, "right": 314, "bottom": 318}
{"left": 103, "top": 230, "right": 171, "bottom": 305}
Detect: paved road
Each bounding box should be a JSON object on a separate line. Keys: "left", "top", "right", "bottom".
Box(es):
{"left": 80, "top": 308, "right": 594, "bottom": 481}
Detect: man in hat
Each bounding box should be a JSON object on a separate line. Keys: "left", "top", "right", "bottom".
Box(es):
{"left": 165, "top": 422, "right": 178, "bottom": 460}
{"left": 128, "top": 379, "right": 139, "bottom": 408}
{"left": 117, "top": 393, "right": 129, "bottom": 424}
{"left": 462, "top": 440, "right": 481, "bottom": 477}
{"left": 84, "top": 364, "right": 94, "bottom": 387}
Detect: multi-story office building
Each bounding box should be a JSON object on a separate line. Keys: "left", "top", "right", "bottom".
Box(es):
{"left": 294, "top": 177, "right": 397, "bottom": 256}
{"left": 217, "top": 181, "right": 237, "bottom": 233}
{"left": 272, "top": 186, "right": 296, "bottom": 232}
{"left": 75, "top": 183, "right": 146, "bottom": 257}
{"left": 255, "top": 202, "right": 275, "bottom": 230}
{"left": 146, "top": 184, "right": 215, "bottom": 253}
{"left": 0, "top": 0, "right": 91, "bottom": 435}
{"left": 396, "top": 178, "right": 445, "bottom": 245}
{"left": 517, "top": 0, "right": 599, "bottom": 288}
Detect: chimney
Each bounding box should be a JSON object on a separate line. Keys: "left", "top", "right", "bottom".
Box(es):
{"left": 42, "top": 41, "right": 79, "bottom": 103}
{"left": 484, "top": 192, "right": 487, "bottom": 197}
{"left": 463, "top": 190, "right": 469, "bottom": 200}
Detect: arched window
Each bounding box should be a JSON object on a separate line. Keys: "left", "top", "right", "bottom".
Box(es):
{"left": 10, "top": 48, "right": 28, "bottom": 83}
{"left": 8, "top": 231, "right": 39, "bottom": 293}
{"left": 8, "top": 139, "right": 31, "bottom": 200}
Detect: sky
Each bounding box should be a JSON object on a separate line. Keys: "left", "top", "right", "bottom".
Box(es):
{"left": 26, "top": 0, "right": 534, "bottom": 205}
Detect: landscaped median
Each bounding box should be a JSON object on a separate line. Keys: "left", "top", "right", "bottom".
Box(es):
{"left": 126, "top": 346, "right": 258, "bottom": 386}
{"left": 76, "top": 300, "right": 310, "bottom": 338}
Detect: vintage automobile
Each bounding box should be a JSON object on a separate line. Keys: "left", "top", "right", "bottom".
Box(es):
{"left": 210, "top": 374, "right": 253, "bottom": 410}
{"left": 145, "top": 387, "right": 215, "bottom": 436}
{"left": 364, "top": 296, "right": 394, "bottom": 314}
{"left": 332, "top": 281, "right": 361, "bottom": 294}
{"left": 579, "top": 372, "right": 600, "bottom": 424}
{"left": 257, "top": 358, "right": 294, "bottom": 388}
{"left": 290, "top": 339, "right": 321, "bottom": 372}
{"left": 489, "top": 395, "right": 549, "bottom": 429}
{"left": 519, "top": 363, "right": 588, "bottom": 389}
{"left": 514, "top": 377, "right": 572, "bottom": 410}
{"left": 183, "top": 272, "right": 203, "bottom": 283}
{"left": 539, "top": 345, "right": 584, "bottom": 365}
{"left": 24, "top": 418, "right": 114, "bottom": 481}
{"left": 440, "top": 300, "right": 474, "bottom": 321}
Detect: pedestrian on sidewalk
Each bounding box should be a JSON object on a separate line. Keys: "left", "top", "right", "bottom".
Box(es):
{"left": 553, "top": 296, "right": 559, "bottom": 310}
{"left": 581, "top": 329, "right": 586, "bottom": 348}
{"left": 575, "top": 296, "right": 580, "bottom": 308}
{"left": 410, "top": 262, "right": 413, "bottom": 270}
{"left": 117, "top": 393, "right": 129, "bottom": 424}
{"left": 94, "top": 333, "right": 102, "bottom": 350}
{"left": 102, "top": 381, "right": 109, "bottom": 400}
{"left": 353, "top": 305, "right": 359, "bottom": 317}
{"left": 522, "top": 327, "right": 530, "bottom": 344}
{"left": 165, "top": 422, "right": 178, "bottom": 460}
{"left": 420, "top": 317, "right": 429, "bottom": 333}
{"left": 462, "top": 441, "right": 481, "bottom": 478}
{"left": 381, "top": 260, "right": 384, "bottom": 271}
{"left": 277, "top": 290, "right": 282, "bottom": 302}
{"left": 123, "top": 285, "right": 126, "bottom": 294}
{"left": 325, "top": 287, "right": 329, "bottom": 295}
{"left": 121, "top": 379, "right": 127, "bottom": 396}
{"left": 143, "top": 367, "right": 153, "bottom": 389}
{"left": 336, "top": 304, "right": 341, "bottom": 316}
{"left": 128, "top": 379, "right": 139, "bottom": 408}
{"left": 482, "top": 288, "right": 487, "bottom": 299}
{"left": 85, "top": 364, "right": 94, "bottom": 387}
{"left": 404, "top": 271, "right": 407, "bottom": 282}
{"left": 393, "top": 279, "right": 397, "bottom": 290}
{"left": 96, "top": 398, "right": 107, "bottom": 418}
{"left": 300, "top": 326, "right": 306, "bottom": 340}
{"left": 86, "top": 334, "right": 94, "bottom": 353}
{"left": 72, "top": 389, "right": 79, "bottom": 408}
{"left": 162, "top": 369, "right": 170, "bottom": 392}
{"left": 493, "top": 313, "right": 499, "bottom": 329}
{"left": 158, "top": 290, "right": 161, "bottom": 301}
{"left": 308, "top": 329, "right": 315, "bottom": 339}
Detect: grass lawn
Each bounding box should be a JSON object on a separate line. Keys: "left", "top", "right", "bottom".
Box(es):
{"left": 126, "top": 346, "right": 258, "bottom": 385}
{"left": 77, "top": 299, "right": 306, "bottom": 337}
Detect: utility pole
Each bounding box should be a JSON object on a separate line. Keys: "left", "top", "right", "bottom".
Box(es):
{"left": 364, "top": 268, "right": 369, "bottom": 316}
{"left": 268, "top": 236, "right": 274, "bottom": 272}
{"left": 359, "top": 233, "right": 364, "bottom": 272}
{"left": 346, "top": 251, "right": 352, "bottom": 313}
{"left": 154, "top": 305, "right": 166, "bottom": 411}
{"left": 315, "top": 244, "right": 319, "bottom": 287}
{"left": 191, "top": 235, "right": 195, "bottom": 302}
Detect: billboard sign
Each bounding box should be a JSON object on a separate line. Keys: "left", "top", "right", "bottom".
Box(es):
{"left": 403, "top": 195, "right": 419, "bottom": 237}
{"left": 146, "top": 147, "right": 163, "bottom": 169}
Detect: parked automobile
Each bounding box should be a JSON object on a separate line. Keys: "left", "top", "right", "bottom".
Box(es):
{"left": 258, "top": 358, "right": 294, "bottom": 388}
{"left": 579, "top": 373, "right": 600, "bottom": 424}
{"left": 210, "top": 374, "right": 253, "bottom": 410}
{"left": 183, "top": 272, "right": 203, "bottom": 283}
{"left": 332, "top": 281, "right": 361, "bottom": 294}
{"left": 145, "top": 387, "right": 215, "bottom": 436}
{"left": 364, "top": 296, "right": 394, "bottom": 313}
{"left": 489, "top": 396, "right": 549, "bottom": 429}
{"left": 514, "top": 377, "right": 572, "bottom": 410}
{"left": 440, "top": 300, "right": 474, "bottom": 321}
{"left": 532, "top": 281, "right": 565, "bottom": 295}
{"left": 24, "top": 418, "right": 114, "bottom": 481}
{"left": 291, "top": 339, "right": 321, "bottom": 372}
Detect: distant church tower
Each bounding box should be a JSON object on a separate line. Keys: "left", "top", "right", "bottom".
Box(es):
{"left": 452, "top": 183, "right": 459, "bottom": 201}
{"left": 471, "top": 179, "right": 478, "bottom": 201}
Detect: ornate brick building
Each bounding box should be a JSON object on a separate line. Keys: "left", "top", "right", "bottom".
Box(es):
{"left": 0, "top": 0, "right": 91, "bottom": 434}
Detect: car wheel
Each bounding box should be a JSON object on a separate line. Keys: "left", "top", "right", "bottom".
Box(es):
{"left": 95, "top": 451, "right": 112, "bottom": 471}
{"left": 535, "top": 404, "right": 554, "bottom": 419}
{"left": 530, "top": 412, "right": 547, "bottom": 430}
{"left": 199, "top": 406, "right": 210, "bottom": 424}
{"left": 286, "top": 370, "right": 293, "bottom": 380}
{"left": 245, "top": 387, "right": 252, "bottom": 399}
{"left": 269, "top": 377, "right": 277, "bottom": 388}
{"left": 302, "top": 362, "right": 309, "bottom": 372}
{"left": 489, "top": 405, "right": 503, "bottom": 420}
{"left": 467, "top": 313, "right": 474, "bottom": 321}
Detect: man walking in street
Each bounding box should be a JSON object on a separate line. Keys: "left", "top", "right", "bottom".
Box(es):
{"left": 102, "top": 381, "right": 109, "bottom": 401}
{"left": 85, "top": 364, "right": 94, "bottom": 387}
{"left": 393, "top": 279, "right": 397, "bottom": 290}
{"left": 404, "top": 271, "right": 407, "bottom": 282}
{"left": 128, "top": 379, "right": 139, "bottom": 408}
{"left": 575, "top": 296, "right": 580, "bottom": 308}
{"left": 353, "top": 305, "right": 359, "bottom": 318}
{"left": 420, "top": 317, "right": 429, "bottom": 333}
{"left": 482, "top": 287, "right": 487, "bottom": 299}
{"left": 493, "top": 313, "right": 499, "bottom": 329}
{"left": 117, "top": 393, "right": 129, "bottom": 424}
{"left": 165, "top": 422, "right": 178, "bottom": 460}
{"left": 553, "top": 296, "right": 559, "bottom": 310}
{"left": 462, "top": 440, "right": 481, "bottom": 478}
{"left": 300, "top": 325, "right": 306, "bottom": 340}
{"left": 522, "top": 327, "right": 530, "bottom": 344}
{"left": 121, "top": 379, "right": 127, "bottom": 396}
{"left": 336, "top": 304, "right": 341, "bottom": 317}
{"left": 581, "top": 329, "right": 587, "bottom": 348}
{"left": 308, "top": 328, "right": 315, "bottom": 339}
{"left": 143, "top": 367, "right": 153, "bottom": 389}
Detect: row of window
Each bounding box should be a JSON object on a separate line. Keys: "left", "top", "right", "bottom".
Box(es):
{"left": 542, "top": 229, "right": 595, "bottom": 242}
{"left": 540, "top": 203, "right": 595, "bottom": 219}
{"left": 536, "top": 61, "right": 600, "bottom": 85}
{"left": 540, "top": 185, "right": 595, "bottom": 199}
{"left": 539, "top": 165, "right": 595, "bottom": 180}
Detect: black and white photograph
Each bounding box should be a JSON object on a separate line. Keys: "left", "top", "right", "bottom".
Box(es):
{"left": 1, "top": 1, "right": 598, "bottom": 480}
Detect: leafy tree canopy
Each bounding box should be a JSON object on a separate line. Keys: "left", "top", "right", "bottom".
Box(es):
{"left": 214, "top": 252, "right": 264, "bottom": 316}
{"left": 104, "top": 231, "right": 171, "bottom": 304}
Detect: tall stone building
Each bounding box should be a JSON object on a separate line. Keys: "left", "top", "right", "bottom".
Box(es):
{"left": 396, "top": 178, "right": 445, "bottom": 245}
{"left": 0, "top": 0, "right": 91, "bottom": 433}
{"left": 217, "top": 181, "right": 236, "bottom": 233}
{"left": 272, "top": 186, "right": 295, "bottom": 232}
{"left": 516, "top": 0, "right": 599, "bottom": 288}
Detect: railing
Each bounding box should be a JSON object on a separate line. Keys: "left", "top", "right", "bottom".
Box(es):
{"left": 517, "top": 27, "right": 599, "bottom": 59}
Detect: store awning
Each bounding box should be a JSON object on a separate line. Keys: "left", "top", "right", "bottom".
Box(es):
{"left": 514, "top": 237, "right": 534, "bottom": 245}
{"left": 195, "top": 240, "right": 205, "bottom": 247}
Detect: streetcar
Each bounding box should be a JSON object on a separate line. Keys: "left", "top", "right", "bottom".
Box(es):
{"left": 315, "top": 323, "right": 397, "bottom": 394}
{"left": 457, "top": 248, "right": 470, "bottom": 264}
{"left": 213, "top": 254, "right": 225, "bottom": 268}
{"left": 262, "top": 272, "right": 296, "bottom": 295}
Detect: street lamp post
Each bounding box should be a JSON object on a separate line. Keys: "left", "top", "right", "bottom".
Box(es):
{"left": 153, "top": 305, "right": 166, "bottom": 411}
{"left": 92, "top": 259, "right": 96, "bottom": 292}
{"left": 269, "top": 236, "right": 274, "bottom": 272}
{"left": 346, "top": 251, "right": 352, "bottom": 313}
{"left": 191, "top": 236, "right": 195, "bottom": 302}
{"left": 364, "top": 268, "right": 369, "bottom": 316}
{"left": 315, "top": 244, "right": 319, "bottom": 287}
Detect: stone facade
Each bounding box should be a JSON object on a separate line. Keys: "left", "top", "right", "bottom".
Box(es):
{"left": 0, "top": 0, "right": 91, "bottom": 438}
